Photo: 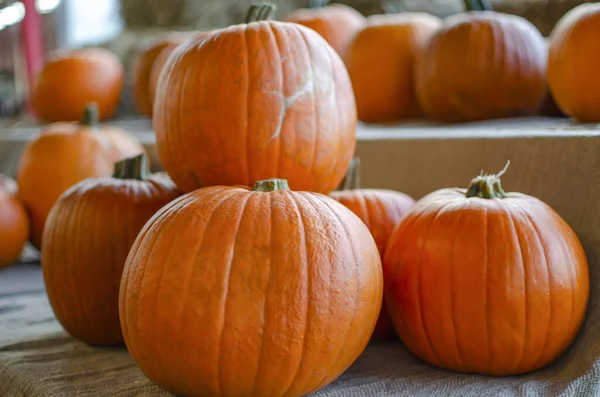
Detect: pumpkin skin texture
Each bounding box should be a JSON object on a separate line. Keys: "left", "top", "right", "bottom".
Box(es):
{"left": 548, "top": 3, "right": 600, "bottom": 122}
{"left": 154, "top": 14, "right": 357, "bottom": 194}
{"left": 414, "top": 11, "right": 547, "bottom": 122}
{"left": 119, "top": 179, "right": 383, "bottom": 397}
{"left": 383, "top": 172, "right": 589, "bottom": 376}
{"left": 32, "top": 48, "right": 124, "bottom": 122}
{"left": 345, "top": 13, "right": 441, "bottom": 123}
{"left": 0, "top": 175, "right": 29, "bottom": 269}
{"left": 42, "top": 155, "right": 180, "bottom": 346}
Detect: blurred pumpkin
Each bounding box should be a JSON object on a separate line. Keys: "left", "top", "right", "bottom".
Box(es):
{"left": 0, "top": 175, "right": 29, "bottom": 269}
{"left": 548, "top": 3, "right": 600, "bottom": 122}
{"left": 345, "top": 13, "right": 441, "bottom": 123}
{"left": 154, "top": 4, "right": 357, "bottom": 194}
{"left": 414, "top": 2, "right": 547, "bottom": 122}
{"left": 32, "top": 48, "right": 124, "bottom": 123}
{"left": 17, "top": 104, "right": 145, "bottom": 249}
{"left": 120, "top": 178, "right": 382, "bottom": 397}
{"left": 42, "top": 155, "right": 180, "bottom": 346}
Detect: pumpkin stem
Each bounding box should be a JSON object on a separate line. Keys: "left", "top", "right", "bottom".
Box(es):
{"left": 81, "top": 102, "right": 99, "bottom": 127}
{"left": 245, "top": 3, "right": 276, "bottom": 23}
{"left": 252, "top": 178, "right": 290, "bottom": 192}
{"left": 338, "top": 157, "right": 361, "bottom": 191}
{"left": 464, "top": 0, "right": 493, "bottom": 11}
{"left": 309, "top": 0, "right": 329, "bottom": 8}
{"left": 465, "top": 161, "right": 510, "bottom": 199}
{"left": 112, "top": 154, "right": 150, "bottom": 181}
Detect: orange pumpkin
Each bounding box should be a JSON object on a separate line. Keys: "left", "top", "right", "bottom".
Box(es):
{"left": 42, "top": 155, "right": 179, "bottom": 346}
{"left": 345, "top": 13, "right": 441, "bottom": 123}
{"left": 414, "top": 4, "right": 547, "bottom": 122}
{"left": 119, "top": 178, "right": 382, "bottom": 397}
{"left": 383, "top": 165, "right": 589, "bottom": 376}
{"left": 17, "top": 104, "right": 145, "bottom": 249}
{"left": 0, "top": 175, "right": 29, "bottom": 269}
{"left": 548, "top": 3, "right": 600, "bottom": 122}
{"left": 283, "top": 3, "right": 366, "bottom": 57}
{"left": 330, "top": 158, "right": 414, "bottom": 340}
{"left": 33, "top": 48, "right": 124, "bottom": 123}
{"left": 154, "top": 4, "right": 357, "bottom": 194}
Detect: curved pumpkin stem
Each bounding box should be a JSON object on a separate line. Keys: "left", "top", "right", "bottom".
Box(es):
{"left": 81, "top": 103, "right": 99, "bottom": 128}
{"left": 465, "top": 161, "right": 510, "bottom": 199}
{"left": 252, "top": 179, "right": 289, "bottom": 192}
{"left": 112, "top": 154, "right": 150, "bottom": 181}
{"left": 464, "top": 0, "right": 493, "bottom": 11}
{"left": 245, "top": 3, "right": 276, "bottom": 23}
{"left": 338, "top": 157, "right": 361, "bottom": 191}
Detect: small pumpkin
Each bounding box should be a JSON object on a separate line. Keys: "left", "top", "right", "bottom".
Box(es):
{"left": 330, "top": 158, "right": 415, "bottom": 340}
{"left": 33, "top": 48, "right": 124, "bottom": 123}
{"left": 0, "top": 175, "right": 29, "bottom": 269}
{"left": 383, "top": 164, "right": 589, "bottom": 376}
{"left": 414, "top": 1, "right": 547, "bottom": 122}
{"left": 17, "top": 104, "right": 145, "bottom": 249}
{"left": 547, "top": 3, "right": 600, "bottom": 122}
{"left": 283, "top": 3, "right": 366, "bottom": 57}
{"left": 344, "top": 13, "right": 441, "bottom": 123}
{"left": 154, "top": 4, "right": 357, "bottom": 194}
{"left": 42, "top": 155, "right": 180, "bottom": 346}
{"left": 120, "top": 178, "right": 382, "bottom": 397}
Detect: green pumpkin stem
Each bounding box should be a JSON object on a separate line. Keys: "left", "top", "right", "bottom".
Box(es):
{"left": 245, "top": 3, "right": 276, "bottom": 23}
{"left": 252, "top": 178, "right": 290, "bottom": 192}
{"left": 464, "top": 0, "right": 493, "bottom": 11}
{"left": 309, "top": 0, "right": 329, "bottom": 8}
{"left": 465, "top": 161, "right": 510, "bottom": 199}
{"left": 112, "top": 154, "right": 150, "bottom": 181}
{"left": 81, "top": 102, "right": 99, "bottom": 127}
{"left": 338, "top": 157, "right": 361, "bottom": 191}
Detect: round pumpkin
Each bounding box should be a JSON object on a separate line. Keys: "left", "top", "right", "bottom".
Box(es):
{"left": 33, "top": 48, "right": 124, "bottom": 123}
{"left": 548, "top": 3, "right": 600, "bottom": 122}
{"left": 283, "top": 3, "right": 366, "bottom": 57}
{"left": 17, "top": 104, "right": 145, "bottom": 249}
{"left": 42, "top": 154, "right": 179, "bottom": 346}
{"left": 119, "top": 178, "right": 382, "bottom": 397}
{"left": 330, "top": 158, "right": 414, "bottom": 340}
{"left": 154, "top": 4, "right": 357, "bottom": 194}
{"left": 345, "top": 13, "right": 441, "bottom": 123}
{"left": 383, "top": 166, "right": 589, "bottom": 376}
{"left": 0, "top": 175, "right": 29, "bottom": 269}
{"left": 414, "top": 5, "right": 547, "bottom": 122}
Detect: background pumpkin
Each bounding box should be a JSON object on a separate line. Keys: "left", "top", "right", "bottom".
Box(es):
{"left": 414, "top": 2, "right": 547, "bottom": 122}
{"left": 344, "top": 12, "right": 441, "bottom": 123}
{"left": 0, "top": 175, "right": 29, "bottom": 269}
{"left": 32, "top": 48, "right": 124, "bottom": 123}
{"left": 119, "top": 178, "right": 382, "bottom": 397}
{"left": 383, "top": 166, "right": 589, "bottom": 376}
{"left": 17, "top": 104, "right": 145, "bottom": 249}
{"left": 547, "top": 3, "right": 600, "bottom": 122}
{"left": 154, "top": 4, "right": 357, "bottom": 194}
{"left": 42, "top": 155, "right": 180, "bottom": 346}
{"left": 330, "top": 158, "right": 415, "bottom": 340}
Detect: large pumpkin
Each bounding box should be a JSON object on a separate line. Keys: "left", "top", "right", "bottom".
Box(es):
{"left": 0, "top": 175, "right": 29, "bottom": 269}
{"left": 330, "top": 158, "right": 415, "bottom": 340}
{"left": 119, "top": 178, "right": 382, "bottom": 397}
{"left": 414, "top": 3, "right": 547, "bottom": 122}
{"left": 154, "top": 4, "right": 357, "bottom": 194}
{"left": 345, "top": 13, "right": 441, "bottom": 123}
{"left": 42, "top": 155, "right": 179, "bottom": 346}
{"left": 383, "top": 166, "right": 589, "bottom": 376}
{"left": 17, "top": 104, "right": 145, "bottom": 249}
{"left": 282, "top": 3, "right": 366, "bottom": 57}
{"left": 33, "top": 48, "right": 124, "bottom": 122}
{"left": 547, "top": 3, "right": 600, "bottom": 122}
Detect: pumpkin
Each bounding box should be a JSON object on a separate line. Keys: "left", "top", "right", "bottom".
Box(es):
{"left": 119, "top": 178, "right": 382, "bottom": 397}
{"left": 33, "top": 47, "right": 124, "bottom": 123}
{"left": 154, "top": 4, "right": 357, "bottom": 194}
{"left": 282, "top": 3, "right": 366, "bottom": 57}
{"left": 0, "top": 175, "right": 29, "bottom": 269}
{"left": 330, "top": 158, "right": 415, "bottom": 340}
{"left": 17, "top": 104, "right": 145, "bottom": 249}
{"left": 383, "top": 164, "right": 589, "bottom": 376}
{"left": 414, "top": 1, "right": 547, "bottom": 122}
{"left": 344, "top": 13, "right": 441, "bottom": 123}
{"left": 41, "top": 154, "right": 180, "bottom": 346}
{"left": 547, "top": 3, "right": 600, "bottom": 122}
